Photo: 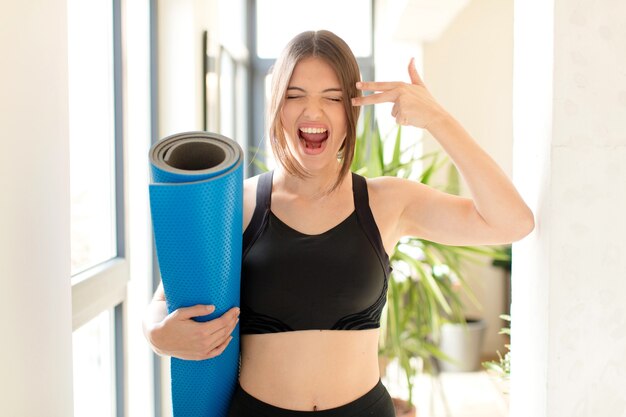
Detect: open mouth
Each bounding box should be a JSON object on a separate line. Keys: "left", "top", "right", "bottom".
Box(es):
{"left": 298, "top": 127, "right": 328, "bottom": 153}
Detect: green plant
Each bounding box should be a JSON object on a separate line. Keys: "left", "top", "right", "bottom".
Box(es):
{"left": 352, "top": 110, "right": 510, "bottom": 407}
{"left": 482, "top": 314, "right": 511, "bottom": 382}
{"left": 492, "top": 244, "right": 512, "bottom": 271}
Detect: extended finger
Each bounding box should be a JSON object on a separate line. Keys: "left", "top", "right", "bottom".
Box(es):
{"left": 352, "top": 90, "right": 398, "bottom": 106}
{"left": 356, "top": 81, "right": 405, "bottom": 92}
{"left": 408, "top": 58, "right": 424, "bottom": 86}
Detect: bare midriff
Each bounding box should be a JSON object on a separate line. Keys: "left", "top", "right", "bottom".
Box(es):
{"left": 239, "top": 328, "right": 381, "bottom": 411}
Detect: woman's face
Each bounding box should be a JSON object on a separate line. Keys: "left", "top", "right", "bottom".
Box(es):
{"left": 280, "top": 56, "right": 347, "bottom": 173}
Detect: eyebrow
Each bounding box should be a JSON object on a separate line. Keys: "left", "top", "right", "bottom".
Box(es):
{"left": 287, "top": 86, "right": 343, "bottom": 93}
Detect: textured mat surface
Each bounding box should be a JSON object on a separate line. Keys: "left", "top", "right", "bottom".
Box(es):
{"left": 149, "top": 131, "right": 243, "bottom": 417}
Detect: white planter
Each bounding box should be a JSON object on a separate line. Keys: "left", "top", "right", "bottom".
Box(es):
{"left": 438, "top": 318, "right": 487, "bottom": 372}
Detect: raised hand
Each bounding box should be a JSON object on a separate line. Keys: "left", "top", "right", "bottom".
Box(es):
{"left": 351, "top": 58, "right": 446, "bottom": 129}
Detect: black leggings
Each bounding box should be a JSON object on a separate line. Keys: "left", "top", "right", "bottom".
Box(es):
{"left": 227, "top": 379, "right": 395, "bottom": 417}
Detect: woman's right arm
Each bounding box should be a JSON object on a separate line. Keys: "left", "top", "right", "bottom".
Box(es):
{"left": 142, "top": 281, "right": 240, "bottom": 361}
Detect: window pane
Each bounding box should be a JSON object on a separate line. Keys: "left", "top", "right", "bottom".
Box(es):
{"left": 68, "top": 0, "right": 117, "bottom": 275}
{"left": 256, "top": 0, "right": 372, "bottom": 58}
{"left": 219, "top": 0, "right": 246, "bottom": 48}
{"left": 73, "top": 309, "right": 115, "bottom": 417}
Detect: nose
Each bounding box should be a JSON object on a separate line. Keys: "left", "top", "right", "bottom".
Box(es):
{"left": 302, "top": 97, "right": 324, "bottom": 119}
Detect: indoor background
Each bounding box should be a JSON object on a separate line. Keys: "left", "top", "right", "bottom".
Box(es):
{"left": 2, "top": 0, "right": 625, "bottom": 416}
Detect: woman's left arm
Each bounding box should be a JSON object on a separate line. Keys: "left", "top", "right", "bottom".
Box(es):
{"left": 352, "top": 59, "right": 535, "bottom": 246}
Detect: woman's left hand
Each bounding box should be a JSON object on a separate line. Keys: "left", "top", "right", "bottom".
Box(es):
{"left": 351, "top": 58, "right": 446, "bottom": 130}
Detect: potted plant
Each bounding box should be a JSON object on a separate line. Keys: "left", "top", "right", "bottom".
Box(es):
{"left": 436, "top": 245, "right": 512, "bottom": 373}
{"left": 482, "top": 314, "right": 511, "bottom": 381}
{"left": 482, "top": 314, "right": 511, "bottom": 408}
{"left": 351, "top": 111, "right": 510, "bottom": 414}
{"left": 482, "top": 247, "right": 512, "bottom": 402}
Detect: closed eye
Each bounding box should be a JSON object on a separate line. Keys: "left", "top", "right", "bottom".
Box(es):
{"left": 326, "top": 97, "right": 342, "bottom": 102}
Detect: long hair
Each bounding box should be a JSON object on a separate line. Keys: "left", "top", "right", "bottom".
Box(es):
{"left": 266, "top": 30, "right": 362, "bottom": 192}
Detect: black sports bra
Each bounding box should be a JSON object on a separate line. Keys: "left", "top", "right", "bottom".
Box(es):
{"left": 239, "top": 171, "right": 391, "bottom": 334}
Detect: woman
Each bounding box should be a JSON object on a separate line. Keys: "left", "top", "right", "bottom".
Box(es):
{"left": 143, "top": 30, "right": 534, "bottom": 416}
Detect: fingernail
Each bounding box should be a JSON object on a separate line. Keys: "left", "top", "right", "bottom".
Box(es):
{"left": 356, "top": 82, "right": 362, "bottom": 88}
{"left": 207, "top": 305, "right": 215, "bottom": 312}
{"left": 351, "top": 98, "right": 356, "bottom": 105}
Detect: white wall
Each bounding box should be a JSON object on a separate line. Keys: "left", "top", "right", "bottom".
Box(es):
{"left": 374, "top": 0, "right": 425, "bottom": 150}
{"left": 509, "top": 1, "right": 553, "bottom": 415}
{"left": 422, "top": 0, "right": 514, "bottom": 357}
{"left": 512, "top": 0, "right": 626, "bottom": 416}
{"left": 157, "top": 0, "right": 219, "bottom": 137}
{"left": 0, "top": 2, "right": 74, "bottom": 416}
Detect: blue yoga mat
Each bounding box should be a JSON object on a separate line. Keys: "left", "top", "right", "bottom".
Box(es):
{"left": 149, "top": 131, "right": 243, "bottom": 417}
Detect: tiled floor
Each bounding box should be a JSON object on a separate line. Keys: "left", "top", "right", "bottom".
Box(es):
{"left": 383, "top": 364, "right": 509, "bottom": 417}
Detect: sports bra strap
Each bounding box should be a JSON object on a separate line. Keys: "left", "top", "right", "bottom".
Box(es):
{"left": 242, "top": 170, "right": 273, "bottom": 258}
{"left": 256, "top": 170, "right": 273, "bottom": 209}
{"left": 351, "top": 173, "right": 392, "bottom": 277}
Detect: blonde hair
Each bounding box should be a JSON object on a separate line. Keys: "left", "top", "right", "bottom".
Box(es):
{"left": 266, "top": 30, "right": 362, "bottom": 192}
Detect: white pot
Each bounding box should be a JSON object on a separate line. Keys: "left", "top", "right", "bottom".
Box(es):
{"left": 438, "top": 318, "right": 487, "bottom": 372}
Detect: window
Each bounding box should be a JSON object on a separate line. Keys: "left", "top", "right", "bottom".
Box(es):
{"left": 216, "top": 0, "right": 250, "bottom": 170}
{"left": 255, "top": 0, "right": 372, "bottom": 59}
{"left": 72, "top": 310, "right": 115, "bottom": 417}
{"left": 68, "top": 0, "right": 127, "bottom": 416}
{"left": 68, "top": 0, "right": 117, "bottom": 276}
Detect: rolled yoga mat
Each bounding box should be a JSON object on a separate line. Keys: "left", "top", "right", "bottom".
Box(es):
{"left": 149, "top": 131, "right": 243, "bottom": 417}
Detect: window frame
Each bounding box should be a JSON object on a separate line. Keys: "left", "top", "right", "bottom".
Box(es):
{"left": 69, "top": 0, "right": 128, "bottom": 415}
